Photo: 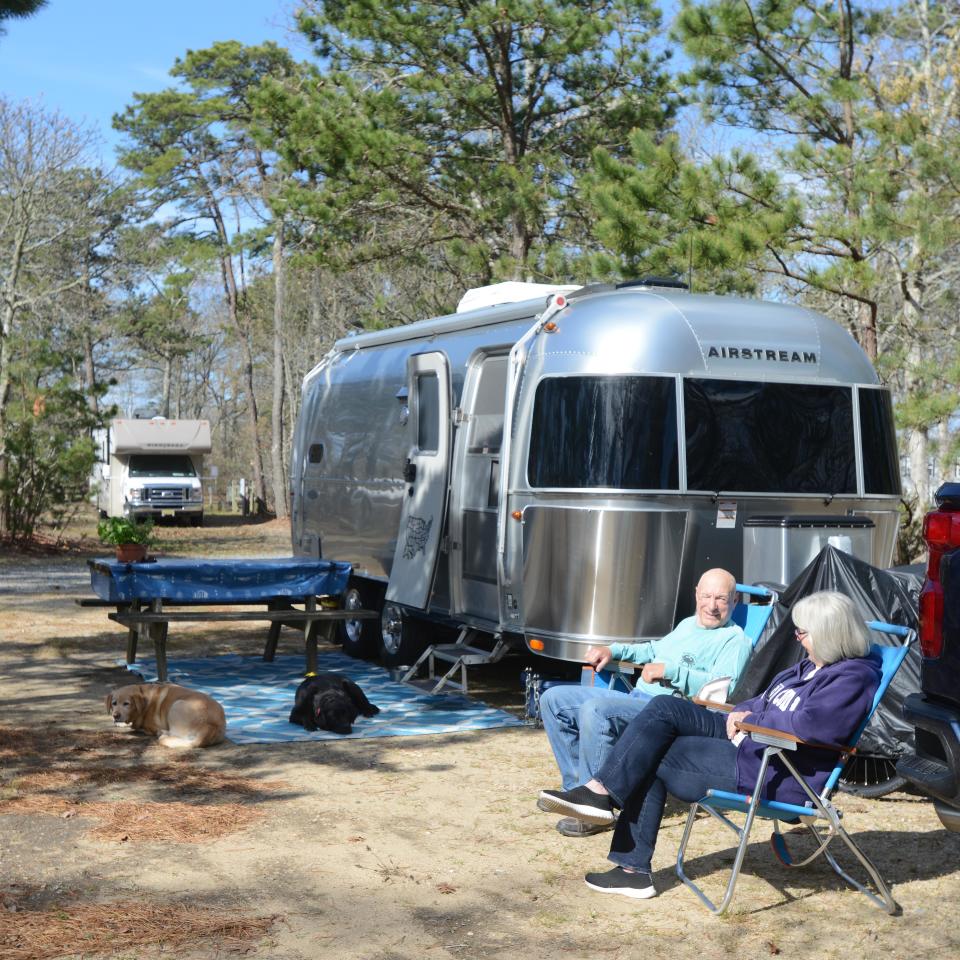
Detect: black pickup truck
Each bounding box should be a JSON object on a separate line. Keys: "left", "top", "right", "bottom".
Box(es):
{"left": 897, "top": 482, "right": 960, "bottom": 831}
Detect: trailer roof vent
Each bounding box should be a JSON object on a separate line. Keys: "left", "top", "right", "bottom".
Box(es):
{"left": 617, "top": 277, "right": 689, "bottom": 291}
{"left": 456, "top": 281, "right": 579, "bottom": 314}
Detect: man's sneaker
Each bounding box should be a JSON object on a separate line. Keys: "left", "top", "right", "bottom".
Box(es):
{"left": 556, "top": 816, "right": 614, "bottom": 837}
{"left": 584, "top": 866, "right": 656, "bottom": 900}
{"left": 537, "top": 785, "right": 616, "bottom": 824}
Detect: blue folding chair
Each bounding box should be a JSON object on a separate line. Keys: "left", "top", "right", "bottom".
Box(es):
{"left": 729, "top": 583, "right": 778, "bottom": 647}
{"left": 676, "top": 622, "right": 912, "bottom": 916}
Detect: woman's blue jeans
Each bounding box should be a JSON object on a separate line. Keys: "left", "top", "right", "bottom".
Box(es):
{"left": 597, "top": 696, "right": 739, "bottom": 874}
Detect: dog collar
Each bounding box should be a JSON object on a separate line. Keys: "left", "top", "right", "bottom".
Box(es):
{"left": 304, "top": 671, "right": 317, "bottom": 678}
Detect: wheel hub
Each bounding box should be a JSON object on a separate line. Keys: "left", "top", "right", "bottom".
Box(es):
{"left": 381, "top": 604, "right": 404, "bottom": 655}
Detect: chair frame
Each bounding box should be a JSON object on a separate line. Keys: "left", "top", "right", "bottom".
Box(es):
{"left": 675, "top": 625, "right": 912, "bottom": 916}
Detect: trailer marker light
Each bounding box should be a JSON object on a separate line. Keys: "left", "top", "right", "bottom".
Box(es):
{"left": 544, "top": 321, "right": 558, "bottom": 332}
{"left": 529, "top": 638, "right": 545, "bottom": 651}
{"left": 511, "top": 510, "right": 523, "bottom": 521}
{"left": 554, "top": 295, "right": 566, "bottom": 308}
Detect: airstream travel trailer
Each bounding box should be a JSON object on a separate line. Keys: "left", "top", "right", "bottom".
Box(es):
{"left": 289, "top": 280, "right": 902, "bottom": 668}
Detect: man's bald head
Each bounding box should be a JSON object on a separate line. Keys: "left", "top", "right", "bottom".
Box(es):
{"left": 694, "top": 568, "right": 737, "bottom": 628}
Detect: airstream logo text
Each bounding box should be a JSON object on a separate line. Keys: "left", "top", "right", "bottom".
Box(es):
{"left": 707, "top": 346, "right": 817, "bottom": 363}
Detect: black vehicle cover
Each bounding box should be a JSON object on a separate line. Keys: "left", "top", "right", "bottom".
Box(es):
{"left": 729, "top": 545, "right": 920, "bottom": 759}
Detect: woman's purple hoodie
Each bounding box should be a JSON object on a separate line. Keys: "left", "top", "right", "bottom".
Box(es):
{"left": 733, "top": 652, "right": 882, "bottom": 805}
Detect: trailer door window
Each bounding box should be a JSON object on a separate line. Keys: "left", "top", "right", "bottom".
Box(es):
{"left": 858, "top": 387, "right": 901, "bottom": 495}
{"left": 416, "top": 373, "right": 440, "bottom": 453}
{"left": 528, "top": 376, "right": 678, "bottom": 489}
{"left": 684, "top": 379, "right": 855, "bottom": 494}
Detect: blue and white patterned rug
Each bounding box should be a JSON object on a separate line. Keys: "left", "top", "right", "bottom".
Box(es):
{"left": 122, "top": 652, "right": 524, "bottom": 744}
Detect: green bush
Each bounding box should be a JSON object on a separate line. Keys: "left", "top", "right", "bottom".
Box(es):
{"left": 1, "top": 381, "right": 104, "bottom": 541}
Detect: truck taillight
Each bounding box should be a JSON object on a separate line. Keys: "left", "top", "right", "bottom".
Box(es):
{"left": 919, "top": 579, "right": 944, "bottom": 659}
{"left": 924, "top": 511, "right": 960, "bottom": 551}
{"left": 920, "top": 504, "right": 960, "bottom": 659}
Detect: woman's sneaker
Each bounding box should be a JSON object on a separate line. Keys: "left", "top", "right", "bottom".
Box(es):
{"left": 584, "top": 867, "right": 656, "bottom": 900}
{"left": 537, "top": 785, "right": 616, "bottom": 824}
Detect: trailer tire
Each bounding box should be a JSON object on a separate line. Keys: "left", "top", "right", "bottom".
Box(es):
{"left": 339, "top": 585, "right": 381, "bottom": 660}
{"left": 379, "top": 602, "right": 428, "bottom": 669}
{"left": 837, "top": 755, "right": 908, "bottom": 798}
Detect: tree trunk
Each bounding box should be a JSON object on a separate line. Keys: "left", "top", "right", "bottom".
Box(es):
{"left": 82, "top": 331, "right": 99, "bottom": 415}
{"left": 270, "top": 222, "right": 288, "bottom": 518}
{"left": 161, "top": 356, "right": 172, "bottom": 418}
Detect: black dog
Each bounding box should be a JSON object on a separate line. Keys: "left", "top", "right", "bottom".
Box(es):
{"left": 288, "top": 672, "right": 380, "bottom": 735}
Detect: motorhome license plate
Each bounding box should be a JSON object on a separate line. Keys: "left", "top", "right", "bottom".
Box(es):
{"left": 161, "top": 510, "right": 175, "bottom": 517}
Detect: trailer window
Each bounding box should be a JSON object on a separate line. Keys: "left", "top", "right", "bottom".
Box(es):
{"left": 684, "top": 379, "right": 855, "bottom": 494}
{"left": 128, "top": 454, "right": 197, "bottom": 478}
{"left": 467, "top": 355, "right": 508, "bottom": 453}
{"left": 858, "top": 387, "right": 901, "bottom": 495}
{"left": 416, "top": 373, "right": 440, "bottom": 453}
{"left": 528, "top": 376, "right": 678, "bottom": 489}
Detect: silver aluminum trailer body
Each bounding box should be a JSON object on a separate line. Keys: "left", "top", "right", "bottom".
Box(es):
{"left": 290, "top": 283, "right": 902, "bottom": 666}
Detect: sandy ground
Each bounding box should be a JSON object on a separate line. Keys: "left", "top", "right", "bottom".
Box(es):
{"left": 1, "top": 516, "right": 959, "bottom": 960}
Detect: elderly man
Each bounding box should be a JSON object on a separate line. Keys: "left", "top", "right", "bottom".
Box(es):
{"left": 539, "top": 568, "right": 751, "bottom": 837}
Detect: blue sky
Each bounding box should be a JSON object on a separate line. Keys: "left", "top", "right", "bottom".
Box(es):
{"left": 0, "top": 1, "right": 305, "bottom": 162}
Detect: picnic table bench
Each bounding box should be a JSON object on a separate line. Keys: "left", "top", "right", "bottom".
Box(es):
{"left": 84, "top": 556, "right": 376, "bottom": 681}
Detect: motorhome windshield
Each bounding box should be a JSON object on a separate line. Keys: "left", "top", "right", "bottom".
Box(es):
{"left": 684, "top": 378, "right": 856, "bottom": 494}
{"left": 128, "top": 454, "right": 197, "bottom": 478}
{"left": 528, "top": 375, "right": 679, "bottom": 489}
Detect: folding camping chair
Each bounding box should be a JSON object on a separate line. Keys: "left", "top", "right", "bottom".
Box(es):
{"left": 595, "top": 583, "right": 777, "bottom": 699}
{"left": 675, "top": 622, "right": 912, "bottom": 916}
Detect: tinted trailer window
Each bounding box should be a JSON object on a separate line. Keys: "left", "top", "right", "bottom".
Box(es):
{"left": 858, "top": 387, "right": 901, "bottom": 496}
{"left": 528, "top": 375, "right": 678, "bottom": 489}
{"left": 684, "top": 379, "right": 855, "bottom": 494}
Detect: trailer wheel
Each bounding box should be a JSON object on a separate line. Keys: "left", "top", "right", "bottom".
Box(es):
{"left": 379, "top": 602, "right": 427, "bottom": 669}
{"left": 339, "top": 586, "right": 380, "bottom": 660}
{"left": 837, "top": 755, "right": 908, "bottom": 798}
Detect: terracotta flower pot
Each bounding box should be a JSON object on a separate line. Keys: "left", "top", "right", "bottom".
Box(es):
{"left": 115, "top": 543, "right": 149, "bottom": 563}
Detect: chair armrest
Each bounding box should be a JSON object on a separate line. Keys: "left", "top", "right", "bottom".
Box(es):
{"left": 734, "top": 721, "right": 855, "bottom": 755}
{"left": 693, "top": 697, "right": 734, "bottom": 712}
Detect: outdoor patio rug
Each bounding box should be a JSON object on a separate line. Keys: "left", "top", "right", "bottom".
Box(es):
{"left": 122, "top": 651, "right": 524, "bottom": 744}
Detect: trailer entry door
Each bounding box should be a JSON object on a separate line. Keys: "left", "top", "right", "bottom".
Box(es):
{"left": 386, "top": 352, "right": 452, "bottom": 610}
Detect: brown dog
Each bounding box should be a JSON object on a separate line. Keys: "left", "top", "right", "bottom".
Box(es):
{"left": 105, "top": 682, "right": 227, "bottom": 748}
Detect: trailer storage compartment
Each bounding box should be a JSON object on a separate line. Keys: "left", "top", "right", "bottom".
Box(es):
{"left": 742, "top": 515, "right": 875, "bottom": 588}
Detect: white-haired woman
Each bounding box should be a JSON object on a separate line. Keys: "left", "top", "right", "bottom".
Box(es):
{"left": 537, "top": 591, "right": 880, "bottom": 901}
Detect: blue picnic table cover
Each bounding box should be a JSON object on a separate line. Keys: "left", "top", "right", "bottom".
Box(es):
{"left": 88, "top": 556, "right": 353, "bottom": 603}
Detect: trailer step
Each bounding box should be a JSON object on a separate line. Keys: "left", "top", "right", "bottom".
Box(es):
{"left": 400, "top": 629, "right": 508, "bottom": 694}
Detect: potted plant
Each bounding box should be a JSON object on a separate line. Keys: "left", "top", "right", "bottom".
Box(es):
{"left": 97, "top": 516, "right": 155, "bottom": 563}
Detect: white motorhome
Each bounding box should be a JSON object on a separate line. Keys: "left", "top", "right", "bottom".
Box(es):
{"left": 93, "top": 417, "right": 211, "bottom": 526}
{"left": 289, "top": 280, "right": 902, "bottom": 668}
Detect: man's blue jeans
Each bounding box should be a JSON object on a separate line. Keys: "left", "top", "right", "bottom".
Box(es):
{"left": 597, "top": 696, "right": 739, "bottom": 874}
{"left": 540, "top": 684, "right": 655, "bottom": 790}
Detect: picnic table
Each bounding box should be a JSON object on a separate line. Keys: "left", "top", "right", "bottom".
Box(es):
{"left": 84, "top": 556, "right": 377, "bottom": 681}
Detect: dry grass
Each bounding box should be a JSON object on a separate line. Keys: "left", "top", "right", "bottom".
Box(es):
{"left": 0, "top": 886, "right": 275, "bottom": 960}
{"left": 0, "top": 794, "right": 266, "bottom": 843}
{"left": 0, "top": 723, "right": 286, "bottom": 843}
{"left": 0, "top": 725, "right": 118, "bottom": 764}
